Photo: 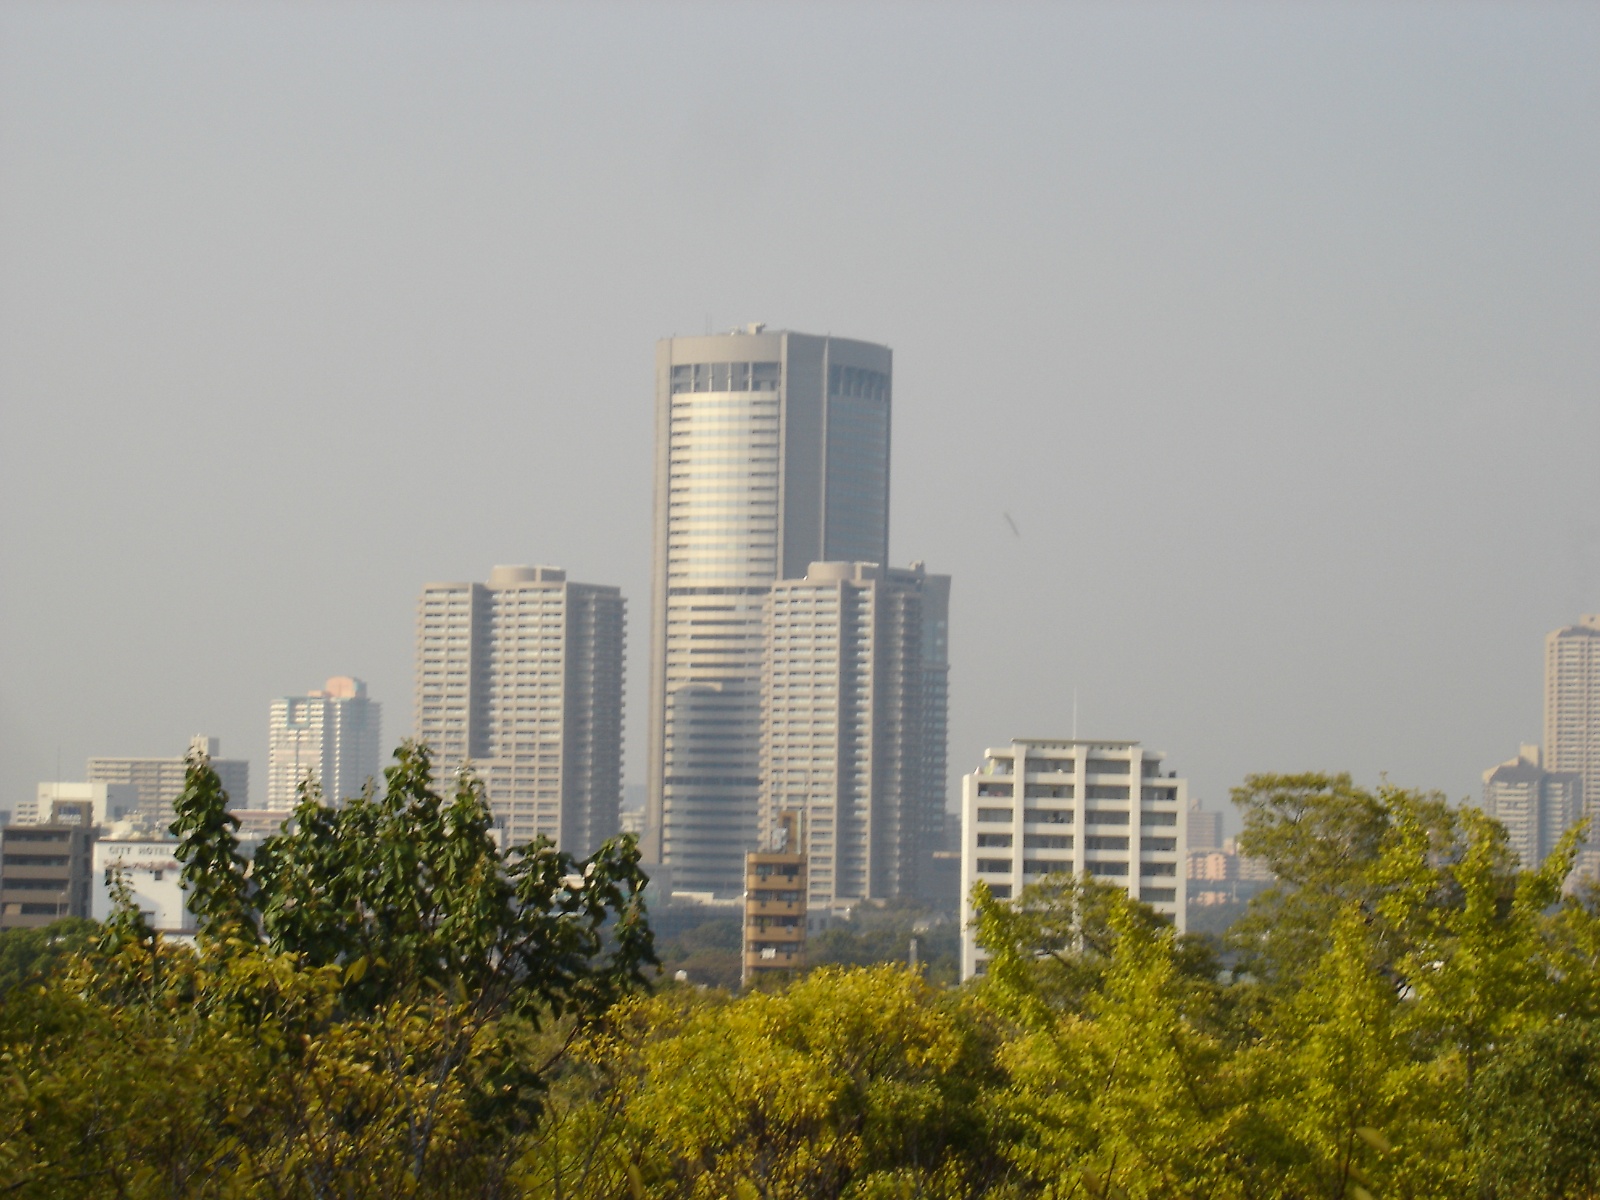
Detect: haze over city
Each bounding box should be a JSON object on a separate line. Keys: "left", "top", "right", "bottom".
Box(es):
{"left": 3, "top": 3, "right": 1598, "bottom": 826}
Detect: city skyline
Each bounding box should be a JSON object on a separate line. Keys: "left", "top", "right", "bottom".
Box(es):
{"left": 4, "top": 6, "right": 1598, "bottom": 825}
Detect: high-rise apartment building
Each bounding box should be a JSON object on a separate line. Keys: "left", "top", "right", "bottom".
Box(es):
{"left": 1546, "top": 616, "right": 1600, "bottom": 845}
{"left": 266, "top": 677, "right": 383, "bottom": 810}
{"left": 647, "top": 326, "right": 893, "bottom": 894}
{"left": 1481, "top": 744, "right": 1582, "bottom": 870}
{"left": 759, "top": 561, "right": 949, "bottom": 916}
{"left": 414, "top": 565, "right": 624, "bottom": 856}
{"left": 959, "top": 739, "right": 1187, "bottom": 981}
{"left": 88, "top": 736, "right": 249, "bottom": 828}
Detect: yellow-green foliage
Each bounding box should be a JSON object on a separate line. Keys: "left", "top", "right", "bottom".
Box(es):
{"left": 7, "top": 772, "right": 1600, "bottom": 1199}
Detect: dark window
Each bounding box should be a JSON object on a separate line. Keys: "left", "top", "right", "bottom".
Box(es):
{"left": 1143, "top": 887, "right": 1176, "bottom": 903}
{"left": 1024, "top": 834, "right": 1073, "bottom": 849}
{"left": 1084, "top": 811, "right": 1129, "bottom": 826}
{"left": 1087, "top": 785, "right": 1129, "bottom": 800}
{"left": 976, "top": 808, "right": 1013, "bottom": 823}
{"left": 1086, "top": 758, "right": 1129, "bottom": 775}
{"left": 1141, "top": 837, "right": 1177, "bottom": 852}
{"left": 1025, "top": 808, "right": 1073, "bottom": 825}
{"left": 976, "top": 833, "right": 1013, "bottom": 848}
{"left": 1085, "top": 836, "right": 1129, "bottom": 852}
{"left": 976, "top": 858, "right": 1013, "bottom": 874}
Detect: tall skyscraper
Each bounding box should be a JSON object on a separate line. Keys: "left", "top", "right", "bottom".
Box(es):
{"left": 1546, "top": 615, "right": 1600, "bottom": 843}
{"left": 958, "top": 738, "right": 1187, "bottom": 981}
{"left": 1481, "top": 744, "right": 1582, "bottom": 869}
{"left": 759, "top": 561, "right": 949, "bottom": 917}
{"left": 414, "top": 565, "right": 624, "bottom": 856}
{"left": 266, "top": 677, "right": 383, "bottom": 810}
{"left": 646, "top": 326, "right": 893, "bottom": 894}
{"left": 88, "top": 736, "right": 249, "bottom": 827}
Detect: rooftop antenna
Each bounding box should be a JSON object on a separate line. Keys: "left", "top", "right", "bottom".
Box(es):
{"left": 1073, "top": 690, "right": 1078, "bottom": 741}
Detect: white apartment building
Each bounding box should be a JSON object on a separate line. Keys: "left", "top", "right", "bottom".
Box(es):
{"left": 1482, "top": 743, "right": 1583, "bottom": 870}
{"left": 414, "top": 565, "right": 624, "bottom": 857}
{"left": 759, "top": 561, "right": 949, "bottom": 918}
{"left": 14, "top": 781, "right": 140, "bottom": 827}
{"left": 646, "top": 326, "right": 894, "bottom": 895}
{"left": 959, "top": 738, "right": 1187, "bottom": 981}
{"left": 266, "top": 676, "right": 382, "bottom": 810}
{"left": 87, "top": 736, "right": 250, "bottom": 828}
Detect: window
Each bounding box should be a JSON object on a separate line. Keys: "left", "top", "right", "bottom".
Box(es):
{"left": 1084, "top": 811, "right": 1129, "bottom": 825}
{"left": 1087, "top": 785, "right": 1129, "bottom": 800}
{"left": 1023, "top": 860, "right": 1070, "bottom": 876}
{"left": 1140, "top": 837, "right": 1176, "bottom": 853}
{"left": 1142, "top": 810, "right": 1177, "bottom": 826}
{"left": 1086, "top": 758, "right": 1130, "bottom": 775}
{"left": 1024, "top": 834, "right": 1073, "bottom": 849}
{"left": 977, "top": 808, "right": 1013, "bottom": 823}
{"left": 976, "top": 858, "right": 1013, "bottom": 874}
{"left": 1142, "top": 862, "right": 1177, "bottom": 876}
{"left": 976, "top": 833, "right": 1013, "bottom": 848}
{"left": 1025, "top": 808, "right": 1073, "bottom": 825}
{"left": 977, "top": 782, "right": 1013, "bottom": 798}
{"left": 1085, "top": 836, "right": 1129, "bottom": 852}
{"left": 1143, "top": 887, "right": 1176, "bottom": 903}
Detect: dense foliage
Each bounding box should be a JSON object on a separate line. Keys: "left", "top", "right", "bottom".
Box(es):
{"left": 5, "top": 767, "right": 1600, "bottom": 1198}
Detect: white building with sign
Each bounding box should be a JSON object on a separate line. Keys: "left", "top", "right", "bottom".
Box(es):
{"left": 92, "top": 835, "right": 191, "bottom": 935}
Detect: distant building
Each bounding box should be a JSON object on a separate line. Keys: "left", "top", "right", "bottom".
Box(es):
{"left": 1546, "top": 616, "right": 1600, "bottom": 869}
{"left": 646, "top": 327, "right": 894, "bottom": 896}
{"left": 267, "top": 676, "right": 382, "bottom": 810}
{"left": 14, "top": 781, "right": 140, "bottom": 827}
{"left": 742, "top": 810, "right": 807, "bottom": 986}
{"left": 414, "top": 565, "right": 625, "bottom": 856}
{"left": 1481, "top": 743, "right": 1583, "bottom": 870}
{"left": 759, "top": 561, "right": 950, "bottom": 919}
{"left": 0, "top": 796, "right": 98, "bottom": 929}
{"left": 87, "top": 736, "right": 249, "bottom": 828}
{"left": 1187, "top": 837, "right": 1275, "bottom": 906}
{"left": 959, "top": 739, "right": 1187, "bottom": 981}
{"left": 1188, "top": 799, "right": 1223, "bottom": 852}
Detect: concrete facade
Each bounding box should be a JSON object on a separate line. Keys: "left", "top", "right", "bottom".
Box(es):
{"left": 414, "top": 565, "right": 625, "bottom": 857}
{"left": 87, "top": 736, "right": 249, "bottom": 827}
{"left": 758, "top": 561, "right": 949, "bottom": 917}
{"left": 959, "top": 739, "right": 1187, "bottom": 981}
{"left": 646, "top": 326, "right": 893, "bottom": 894}
{"left": 266, "top": 676, "right": 383, "bottom": 810}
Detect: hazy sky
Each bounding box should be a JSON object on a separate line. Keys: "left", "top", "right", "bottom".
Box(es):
{"left": 3, "top": 3, "right": 1597, "bottom": 830}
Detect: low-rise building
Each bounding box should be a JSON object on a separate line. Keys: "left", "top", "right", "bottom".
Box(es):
{"left": 15, "top": 781, "right": 141, "bottom": 827}
{"left": 0, "top": 798, "right": 98, "bottom": 929}
{"left": 959, "top": 738, "right": 1187, "bottom": 981}
{"left": 93, "top": 833, "right": 191, "bottom": 935}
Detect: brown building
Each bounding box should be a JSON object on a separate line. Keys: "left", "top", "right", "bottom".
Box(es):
{"left": 0, "top": 798, "right": 98, "bottom": 929}
{"left": 742, "top": 811, "right": 807, "bottom": 986}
